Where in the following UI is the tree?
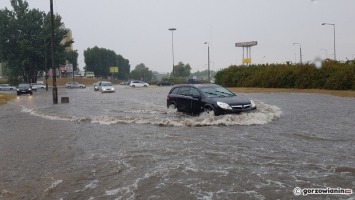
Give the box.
[0,0,73,82]
[172,62,191,78]
[65,50,79,71]
[130,63,153,81]
[191,69,216,80]
[84,46,130,79]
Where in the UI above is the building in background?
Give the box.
[59,24,74,77]
[61,24,73,52]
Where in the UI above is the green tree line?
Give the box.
[84,46,130,80]
[215,61,355,90]
[0,0,74,83]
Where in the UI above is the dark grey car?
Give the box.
[167,84,256,116]
[16,83,33,96]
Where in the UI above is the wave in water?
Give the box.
[20,100,282,127]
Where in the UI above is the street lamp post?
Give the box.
[293,43,302,64]
[322,23,336,60]
[204,42,210,83]
[168,28,176,76]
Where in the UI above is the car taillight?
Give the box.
[167,95,170,100]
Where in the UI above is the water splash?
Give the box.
[20,100,281,127]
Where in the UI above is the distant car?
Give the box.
[65,82,86,89]
[157,81,174,86]
[93,81,102,91]
[17,83,33,96]
[129,81,149,88]
[31,83,45,90]
[187,79,201,84]
[167,84,256,116]
[0,84,16,91]
[99,81,115,93]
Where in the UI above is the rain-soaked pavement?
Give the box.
[0,85,354,199]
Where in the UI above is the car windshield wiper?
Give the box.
[204,92,218,96]
[215,91,234,97]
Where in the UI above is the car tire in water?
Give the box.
[168,103,177,110]
[204,106,217,116]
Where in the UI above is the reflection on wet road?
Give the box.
[1,85,354,199]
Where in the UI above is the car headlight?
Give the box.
[250,100,256,108]
[217,102,232,110]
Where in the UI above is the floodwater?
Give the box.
[0,85,354,200]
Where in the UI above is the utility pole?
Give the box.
[50,0,58,104]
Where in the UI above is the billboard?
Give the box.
[242,58,252,64]
[110,66,119,73]
[66,64,73,72]
[235,41,258,47]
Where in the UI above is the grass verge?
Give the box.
[0,93,16,106]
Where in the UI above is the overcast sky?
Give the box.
[2,0,355,73]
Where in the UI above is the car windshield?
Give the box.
[200,86,235,98]
[18,84,30,88]
[102,82,112,86]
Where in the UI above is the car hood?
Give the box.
[18,86,30,89]
[208,95,251,105]
[101,86,114,89]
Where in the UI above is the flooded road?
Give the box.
[0,85,354,199]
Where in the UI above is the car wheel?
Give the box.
[144,85,147,87]
[132,85,135,88]
[68,86,71,89]
[204,107,216,116]
[80,86,83,89]
[17,92,20,96]
[169,103,180,112]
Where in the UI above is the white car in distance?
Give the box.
[129,81,149,88]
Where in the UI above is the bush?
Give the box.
[215,62,355,90]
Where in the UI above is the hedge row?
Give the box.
[215,62,355,90]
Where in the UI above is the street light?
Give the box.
[168,28,176,76]
[204,42,210,83]
[293,43,302,64]
[321,23,336,60]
